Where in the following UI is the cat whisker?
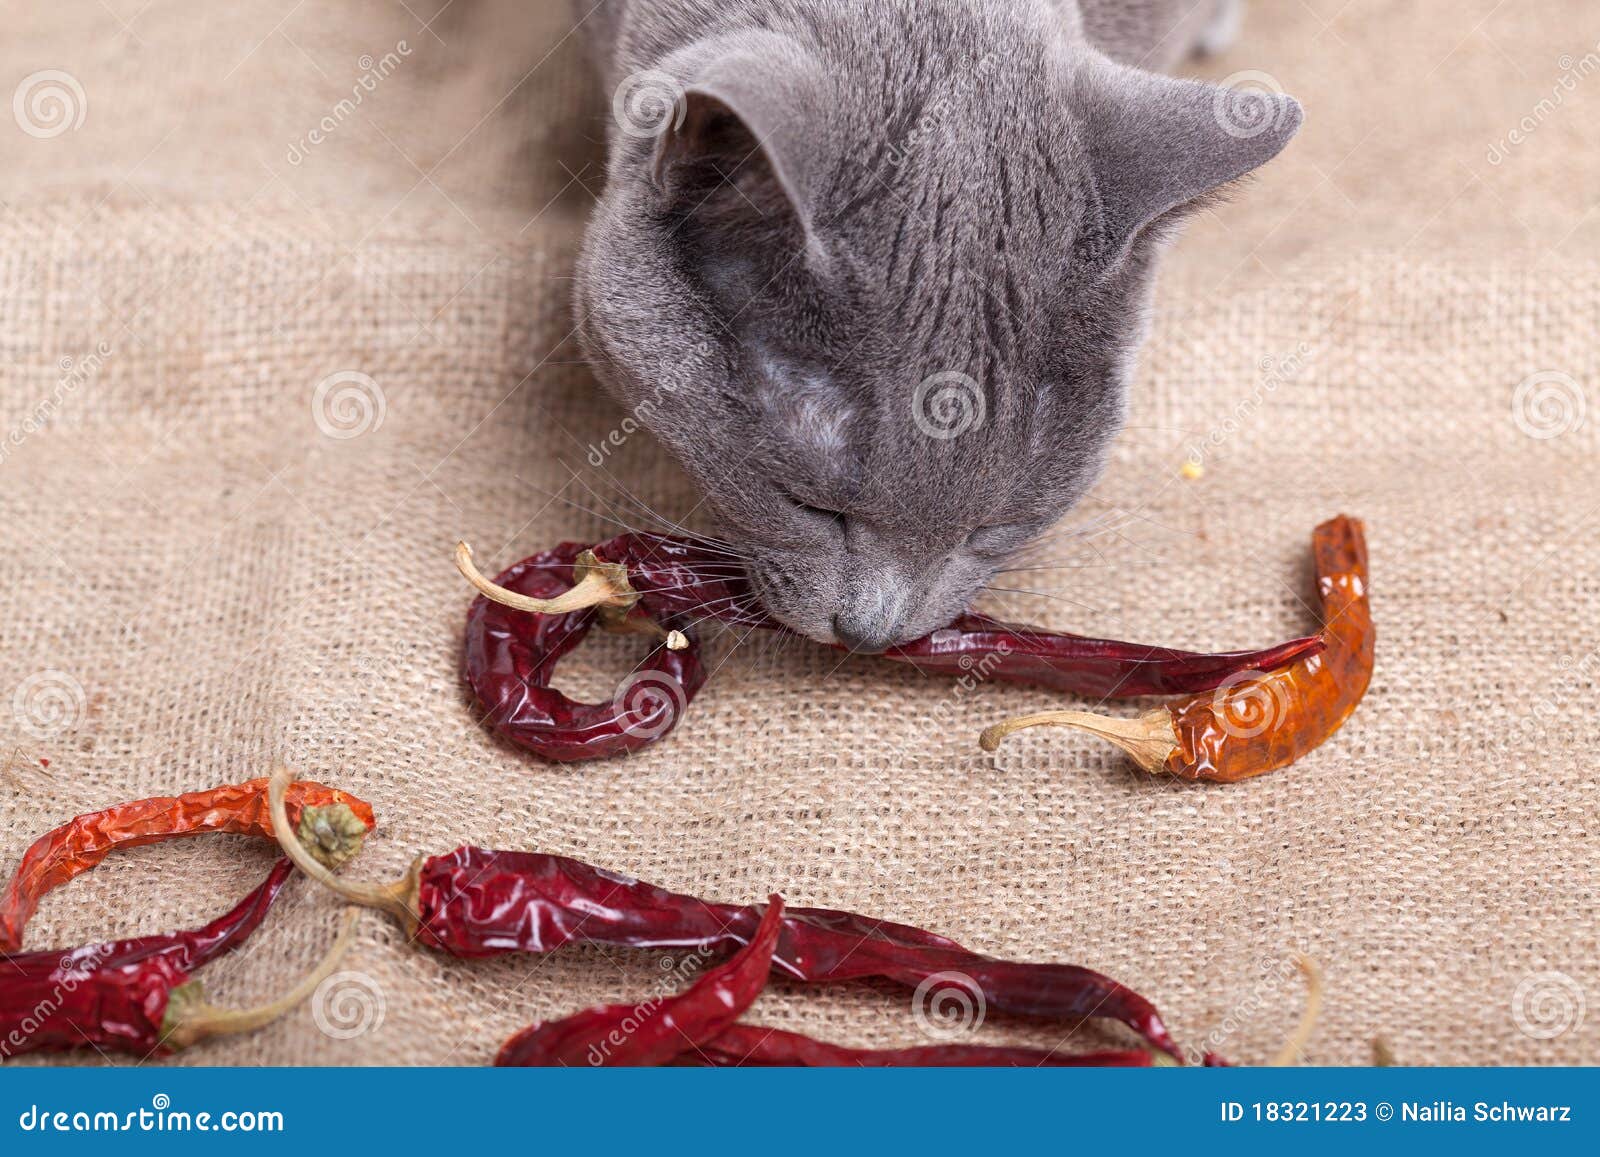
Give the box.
[980,585,1103,614]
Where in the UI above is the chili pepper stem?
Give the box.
[160,907,361,1050]
[1268,954,1324,1067]
[267,766,422,934]
[455,541,638,615]
[595,605,690,651]
[979,709,1179,772]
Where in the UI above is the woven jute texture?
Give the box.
[1,1,1595,1066]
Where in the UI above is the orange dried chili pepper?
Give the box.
[980,516,1373,782]
[0,777,376,951]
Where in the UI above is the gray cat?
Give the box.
[575,0,1299,651]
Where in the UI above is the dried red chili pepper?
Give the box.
[981,516,1373,783]
[683,1024,1166,1067]
[496,895,786,1066]
[461,542,706,762]
[268,767,1181,1059]
[0,777,376,952]
[457,534,1323,761]
[0,860,359,1058]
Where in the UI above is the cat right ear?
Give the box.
[1073,54,1304,267]
[637,34,831,261]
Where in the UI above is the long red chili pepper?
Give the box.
[267,768,1181,1060]
[0,777,376,952]
[683,1024,1165,1067]
[496,895,786,1066]
[456,534,1324,761]
[981,516,1373,782]
[0,860,358,1058]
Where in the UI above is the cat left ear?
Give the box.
[646,33,829,255]
[1074,55,1303,265]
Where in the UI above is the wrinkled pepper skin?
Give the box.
[0,860,292,1057]
[496,896,786,1067]
[1163,516,1373,781]
[462,543,707,762]
[0,779,374,952]
[463,533,1324,762]
[409,847,1179,1060]
[686,1024,1161,1067]
[885,612,1324,700]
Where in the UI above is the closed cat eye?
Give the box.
[965,523,1034,554]
[784,494,845,524]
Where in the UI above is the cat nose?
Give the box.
[832,614,899,654]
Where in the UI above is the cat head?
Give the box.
[577,15,1300,650]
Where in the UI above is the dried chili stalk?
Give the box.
[981,516,1373,782]
[268,767,1181,1059]
[459,533,1324,761]
[0,777,376,952]
[0,860,359,1057]
[496,895,786,1066]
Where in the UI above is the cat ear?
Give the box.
[646,34,828,249]
[1074,56,1303,264]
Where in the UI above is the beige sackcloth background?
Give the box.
[1,0,1596,1066]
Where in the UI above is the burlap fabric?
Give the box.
[1,1,1595,1066]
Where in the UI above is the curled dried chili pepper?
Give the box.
[981,516,1373,782]
[268,767,1181,1059]
[683,1024,1166,1067]
[457,533,1323,761]
[0,777,376,952]
[496,895,786,1066]
[0,859,359,1058]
